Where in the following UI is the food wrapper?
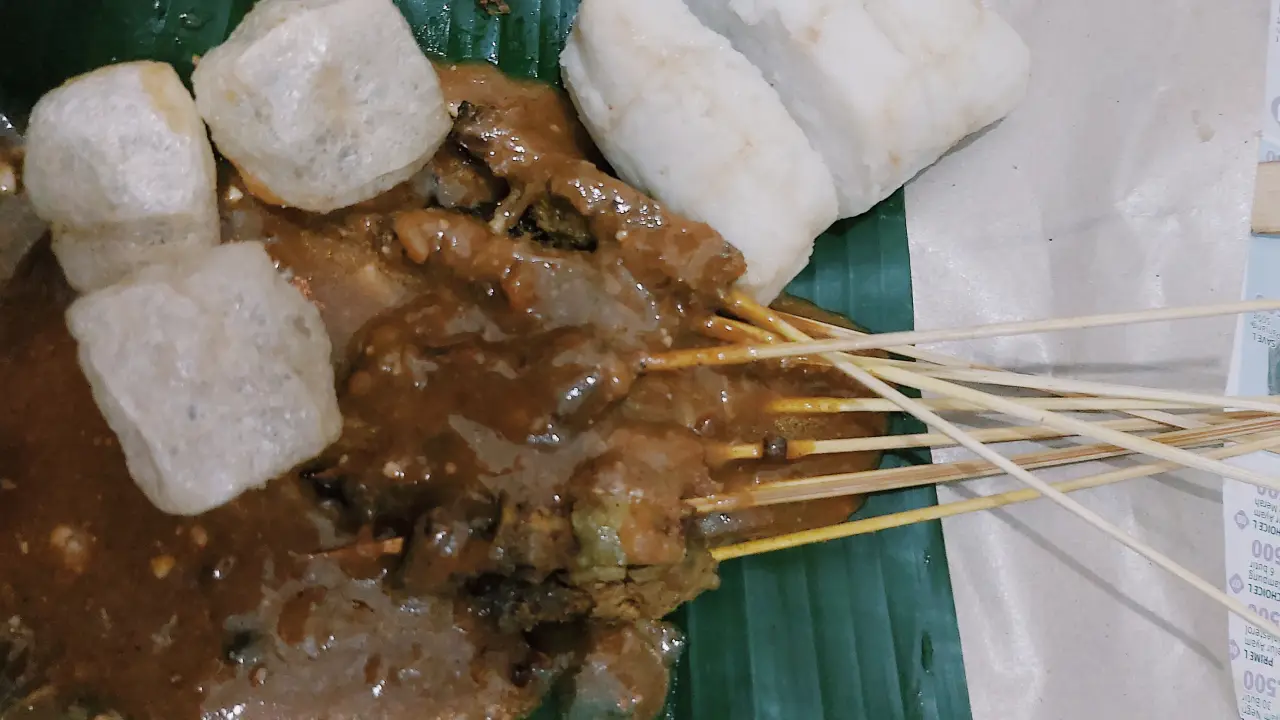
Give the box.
[1224,241,1280,720]
[1225,1,1280,716]
[905,0,1267,717]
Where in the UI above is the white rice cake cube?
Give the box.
[684,0,1031,219]
[23,61,219,292]
[192,0,452,213]
[560,0,838,303]
[66,242,343,516]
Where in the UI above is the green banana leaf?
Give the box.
[0,1,973,718]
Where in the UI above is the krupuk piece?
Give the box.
[192,0,453,213]
[66,242,343,516]
[23,61,219,292]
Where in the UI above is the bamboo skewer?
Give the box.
[726,291,1280,640]
[774,311,970,367]
[703,317,1277,418]
[701,316,780,345]
[758,314,1274,483]
[707,412,1258,463]
[768,396,1219,414]
[695,415,1277,510]
[861,363,1280,493]
[709,417,1163,462]
[325,536,405,561]
[716,310,1224,469]
[772,310,1213,433]
[835,352,1276,415]
[712,305,1261,447]
[644,298,1280,371]
[711,431,1280,561]
[791,417,1157,452]
[901,364,1280,415]
[704,302,1271,509]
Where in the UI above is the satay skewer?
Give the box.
[326,300,1280,629]
[712,429,1280,562]
[706,411,1265,464]
[320,417,1269,563]
[859,358,1280,414]
[329,419,1280,564]
[774,310,969,367]
[646,298,1280,371]
[703,296,1280,492]
[326,416,1273,564]
[706,305,1279,451]
[322,415,1279,600]
[703,309,1268,459]
[706,301,1274,506]
[725,290,1280,640]
[767,396,1238,414]
[703,313,1280,415]
[700,316,780,344]
[856,363,1280,492]
[775,373,1280,414]
[770,307,1212,434]
[706,308,1233,445]
[696,415,1280,511]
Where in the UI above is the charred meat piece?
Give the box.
[451,102,746,299]
[393,207,672,348]
[489,502,577,578]
[424,143,506,211]
[620,361,888,545]
[523,194,596,251]
[398,503,501,595]
[477,547,719,632]
[571,425,716,569]
[576,550,720,624]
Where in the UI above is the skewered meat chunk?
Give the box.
[571,426,714,569]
